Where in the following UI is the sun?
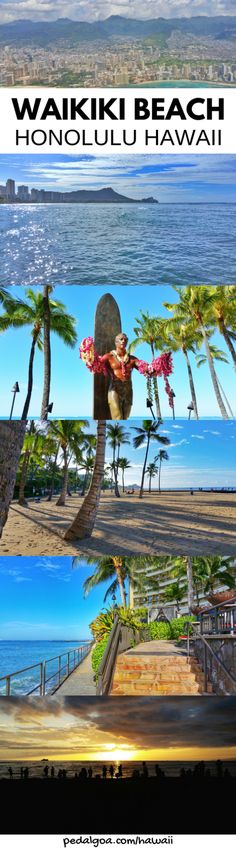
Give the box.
[100,745,136,762]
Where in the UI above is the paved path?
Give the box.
[52,650,96,696]
[127,640,187,657]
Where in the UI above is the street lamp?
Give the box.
[170,389,176,420]
[9,382,20,420]
[187,401,194,420]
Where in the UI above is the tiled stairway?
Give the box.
[111,641,213,696]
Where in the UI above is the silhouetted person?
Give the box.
[8,767,13,779]
[142,761,149,778]
[88,767,93,779]
[109,765,114,779]
[102,765,107,779]
[24,767,29,779]
[20,767,24,780]
[116,765,123,779]
[50,766,55,779]
[79,767,87,780]
[43,765,49,778]
[216,760,223,779]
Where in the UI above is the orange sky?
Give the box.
[0,697,236,763]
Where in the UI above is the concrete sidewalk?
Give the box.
[52,650,96,696]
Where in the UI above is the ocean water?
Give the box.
[0,759,235,779]
[0,640,89,696]
[1,203,236,286]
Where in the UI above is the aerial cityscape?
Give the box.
[0,16,235,87]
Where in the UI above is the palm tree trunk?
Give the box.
[149,474,151,493]
[64,421,106,540]
[139,435,150,499]
[186,556,194,612]
[201,325,229,419]
[47,446,59,501]
[56,448,68,506]
[41,285,51,420]
[0,422,27,537]
[113,443,120,498]
[158,461,161,493]
[151,342,162,419]
[21,334,37,420]
[113,556,126,607]
[183,348,199,420]
[18,454,30,506]
[221,323,236,370]
[122,470,125,494]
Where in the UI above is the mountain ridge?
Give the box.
[0,15,236,45]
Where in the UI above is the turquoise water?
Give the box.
[0,640,89,696]
[1,203,236,285]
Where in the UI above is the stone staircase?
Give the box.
[111,641,213,696]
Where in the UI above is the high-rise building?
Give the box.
[18,185,29,201]
[6,179,15,200]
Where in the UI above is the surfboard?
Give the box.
[93,293,122,420]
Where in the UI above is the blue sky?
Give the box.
[0,284,235,418]
[0,0,235,25]
[1,155,236,203]
[0,556,115,640]
[101,417,236,488]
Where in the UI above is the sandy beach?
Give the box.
[0,491,235,557]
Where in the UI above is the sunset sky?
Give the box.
[0,697,236,763]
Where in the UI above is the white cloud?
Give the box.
[0,0,235,25]
[191,434,205,439]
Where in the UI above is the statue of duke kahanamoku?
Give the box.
[80,334,173,421]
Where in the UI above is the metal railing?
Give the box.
[96,617,141,695]
[0,642,93,696]
[197,597,236,637]
[186,621,236,695]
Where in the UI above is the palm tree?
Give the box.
[64,421,106,541]
[41,285,51,420]
[164,286,229,419]
[154,449,169,493]
[160,578,188,615]
[145,461,158,493]
[195,344,233,417]
[0,421,27,537]
[130,311,166,419]
[194,555,236,595]
[18,423,45,506]
[207,286,236,370]
[49,420,88,506]
[73,554,148,608]
[162,320,200,419]
[9,288,77,420]
[132,420,170,499]
[106,424,130,498]
[84,556,128,607]
[118,457,132,493]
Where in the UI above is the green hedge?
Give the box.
[148,621,171,640]
[91,634,110,681]
[146,615,196,642]
[170,615,196,639]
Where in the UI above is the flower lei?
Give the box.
[80,338,174,409]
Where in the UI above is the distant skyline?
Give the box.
[0,697,235,763]
[0,1,235,25]
[0,556,114,640]
[1,155,236,203]
[0,285,235,419]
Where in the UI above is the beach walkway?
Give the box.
[111,640,212,696]
[52,649,96,696]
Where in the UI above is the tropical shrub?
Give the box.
[91,635,110,681]
[134,606,148,623]
[147,621,171,640]
[170,615,196,640]
[90,606,144,643]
